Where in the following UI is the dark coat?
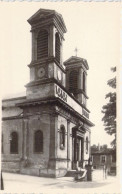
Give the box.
[1,172,4,190]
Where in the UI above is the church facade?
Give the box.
[2,9,94,178]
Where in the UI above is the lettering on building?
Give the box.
[55,85,67,102]
[82,108,89,118]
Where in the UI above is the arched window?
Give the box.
[55,33,60,64]
[69,70,78,96]
[60,125,65,149]
[10,132,18,154]
[83,72,86,92]
[34,130,43,153]
[37,30,48,60]
[86,137,89,154]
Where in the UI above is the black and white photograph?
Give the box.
[0,1,121,192]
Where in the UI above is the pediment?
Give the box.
[64,56,89,70]
[28,9,54,24]
[28,8,67,33]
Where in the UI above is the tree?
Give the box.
[101,67,116,148]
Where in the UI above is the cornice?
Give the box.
[2,116,24,121]
[30,17,65,39]
[25,78,90,113]
[14,95,94,127]
[29,11,66,35]
[64,56,89,70]
[28,57,66,73]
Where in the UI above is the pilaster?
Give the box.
[23,119,29,160]
[67,120,70,169]
[48,113,58,168]
[60,38,63,66]
[49,26,55,57]
[32,31,38,62]
[85,71,87,95]
[78,67,83,90]
[79,139,81,161]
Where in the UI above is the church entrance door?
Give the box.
[72,128,84,170]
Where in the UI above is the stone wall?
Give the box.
[2,119,23,172]
[27,114,50,168]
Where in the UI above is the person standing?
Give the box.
[1,171,4,190]
[103,165,107,179]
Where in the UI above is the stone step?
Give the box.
[65,170,76,177]
[65,169,87,182]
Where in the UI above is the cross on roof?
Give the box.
[74,47,79,57]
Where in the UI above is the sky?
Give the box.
[0,2,120,147]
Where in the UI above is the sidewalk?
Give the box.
[1,171,120,193]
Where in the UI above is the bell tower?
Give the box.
[26,9,67,99]
[64,56,89,107]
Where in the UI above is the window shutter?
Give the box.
[69,70,78,94]
[37,30,48,60]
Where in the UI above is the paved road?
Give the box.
[1,171,120,193]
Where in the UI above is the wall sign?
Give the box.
[55,85,67,102]
[82,108,89,118]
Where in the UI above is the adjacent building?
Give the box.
[2,8,94,178]
[91,145,116,174]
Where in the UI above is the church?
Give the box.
[2,8,94,178]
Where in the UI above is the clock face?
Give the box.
[37,67,45,78]
[58,70,62,81]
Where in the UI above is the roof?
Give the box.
[27,8,67,33]
[2,91,26,101]
[91,148,114,155]
[64,56,89,70]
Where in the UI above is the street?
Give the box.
[1,170,120,193]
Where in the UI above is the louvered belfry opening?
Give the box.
[55,33,60,64]
[37,30,48,60]
[69,70,78,96]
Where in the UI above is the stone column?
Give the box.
[49,26,55,57]
[89,130,91,159]
[72,137,74,161]
[79,139,81,161]
[83,137,86,167]
[23,119,28,160]
[78,68,83,90]
[67,120,70,169]
[74,133,77,168]
[60,38,63,66]
[77,68,83,104]
[85,72,87,95]
[49,113,58,169]
[32,31,37,61]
